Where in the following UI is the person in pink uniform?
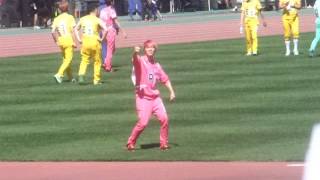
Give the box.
[99,0,127,72]
[127,40,176,151]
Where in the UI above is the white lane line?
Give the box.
[287,163,304,167]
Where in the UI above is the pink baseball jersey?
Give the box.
[99,6,117,28]
[132,55,169,99]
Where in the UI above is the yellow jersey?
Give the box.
[241,0,262,21]
[280,0,300,18]
[52,13,76,46]
[78,15,103,47]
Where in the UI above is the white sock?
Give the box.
[285,40,290,52]
[293,39,299,52]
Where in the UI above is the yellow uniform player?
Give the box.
[279,0,301,56]
[240,0,267,56]
[75,4,107,85]
[51,1,76,83]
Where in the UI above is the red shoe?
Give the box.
[127,144,135,151]
[104,68,114,72]
[104,66,115,72]
[160,144,169,151]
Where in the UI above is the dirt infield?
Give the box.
[0,162,303,180]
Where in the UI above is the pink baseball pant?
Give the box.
[127,95,169,146]
[104,28,116,71]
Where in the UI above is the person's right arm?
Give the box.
[316,2,319,17]
[98,19,108,42]
[164,80,175,102]
[240,9,245,34]
[51,21,59,45]
[70,17,77,48]
[132,46,141,63]
[74,20,82,44]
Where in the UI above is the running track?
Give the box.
[0,11,309,180]
[0,12,315,58]
[0,162,303,180]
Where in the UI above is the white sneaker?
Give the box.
[33,26,41,30]
[54,74,62,84]
[285,50,291,56]
[246,52,252,56]
[293,49,299,56]
[232,6,238,11]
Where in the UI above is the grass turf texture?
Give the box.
[0,33,319,161]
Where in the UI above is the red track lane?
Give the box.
[0,15,315,58]
[0,162,303,180]
[0,14,307,180]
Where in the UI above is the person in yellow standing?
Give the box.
[240,0,267,56]
[51,0,77,83]
[75,4,108,85]
[279,0,301,56]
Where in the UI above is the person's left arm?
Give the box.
[51,20,59,45]
[70,17,77,48]
[114,18,127,38]
[239,2,246,34]
[257,1,267,27]
[258,10,267,27]
[158,64,175,102]
[164,80,176,102]
[111,9,127,38]
[74,20,82,44]
[98,19,108,42]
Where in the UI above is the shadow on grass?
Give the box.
[140,143,179,150]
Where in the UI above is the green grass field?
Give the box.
[0,33,319,161]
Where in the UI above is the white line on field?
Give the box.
[287,163,304,167]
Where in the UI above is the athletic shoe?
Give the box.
[127,144,135,151]
[285,50,291,56]
[71,78,77,83]
[309,50,315,57]
[104,67,115,72]
[246,52,252,56]
[33,26,41,30]
[160,144,170,151]
[78,75,85,85]
[232,6,238,12]
[93,80,103,85]
[252,52,258,56]
[293,49,299,56]
[54,74,62,84]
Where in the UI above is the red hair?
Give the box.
[143,40,158,49]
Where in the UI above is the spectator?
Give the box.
[151,0,162,20]
[74,0,81,19]
[30,0,51,29]
[128,0,143,20]
[142,0,153,21]
[0,0,5,6]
